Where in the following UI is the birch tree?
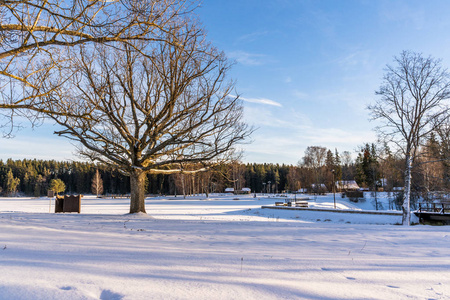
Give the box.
[0,0,189,134]
[369,51,450,225]
[91,169,103,197]
[41,21,251,213]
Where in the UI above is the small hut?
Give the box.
[241,187,251,193]
[335,180,360,192]
[224,188,234,194]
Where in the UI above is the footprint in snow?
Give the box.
[100,289,124,300]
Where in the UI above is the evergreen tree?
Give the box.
[49,179,66,195]
[334,149,343,181]
[325,150,334,171]
[355,144,380,189]
[5,169,20,196]
[273,169,280,193]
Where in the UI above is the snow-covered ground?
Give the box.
[1,194,449,299]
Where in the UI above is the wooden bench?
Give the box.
[295,201,308,208]
[275,200,308,208]
[286,201,308,207]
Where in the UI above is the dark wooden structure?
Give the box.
[55,195,64,212]
[414,202,450,224]
[345,191,364,202]
[55,195,81,213]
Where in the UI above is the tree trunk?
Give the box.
[129,169,147,214]
[204,177,209,198]
[182,173,186,199]
[402,154,412,226]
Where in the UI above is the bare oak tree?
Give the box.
[369,51,450,225]
[0,0,189,134]
[42,22,251,213]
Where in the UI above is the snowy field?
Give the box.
[1,194,450,299]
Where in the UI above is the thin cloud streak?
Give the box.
[239,96,282,107]
[227,50,269,66]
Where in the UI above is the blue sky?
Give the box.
[196,0,450,164]
[2,0,450,164]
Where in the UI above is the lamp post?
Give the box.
[268,181,271,195]
[262,182,266,195]
[332,169,336,209]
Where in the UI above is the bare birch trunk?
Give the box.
[402,154,412,225]
[130,169,147,214]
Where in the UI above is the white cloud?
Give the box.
[240,103,377,164]
[227,51,269,66]
[242,125,377,164]
[292,90,308,100]
[304,127,377,146]
[335,49,376,73]
[236,31,272,43]
[239,96,282,107]
[1,134,76,161]
[304,89,370,114]
[243,106,291,131]
[380,2,425,30]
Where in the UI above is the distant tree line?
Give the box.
[0,158,295,197]
[0,159,130,197]
[1,134,448,198]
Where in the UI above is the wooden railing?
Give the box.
[417,202,450,214]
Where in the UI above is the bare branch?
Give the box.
[0,0,193,133]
